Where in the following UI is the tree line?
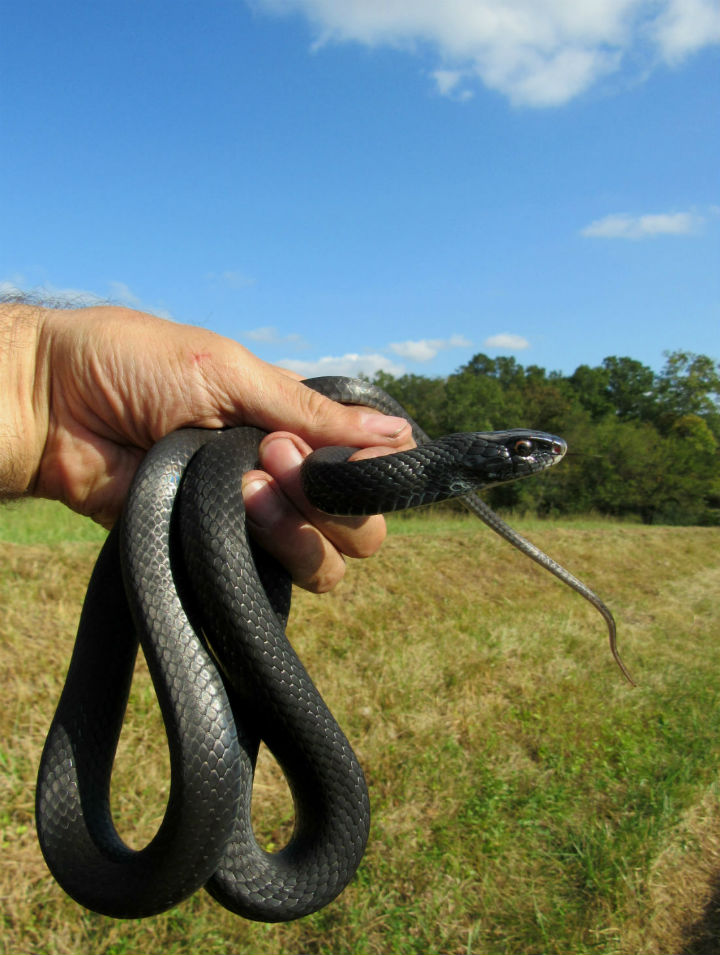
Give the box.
[372,350,720,525]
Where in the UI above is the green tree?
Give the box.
[518,377,574,435]
[601,356,656,421]
[656,351,720,437]
[372,371,448,438]
[568,364,613,420]
[373,347,719,524]
[663,414,720,523]
[444,353,524,432]
[580,415,718,525]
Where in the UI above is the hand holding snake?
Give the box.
[0,302,414,588]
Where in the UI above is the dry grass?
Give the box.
[0,502,719,953]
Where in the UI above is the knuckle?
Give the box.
[336,517,386,559]
[301,554,347,594]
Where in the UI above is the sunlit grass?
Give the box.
[0,497,107,545]
[0,500,718,954]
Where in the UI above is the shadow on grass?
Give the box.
[681,874,720,955]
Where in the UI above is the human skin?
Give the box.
[0,302,414,592]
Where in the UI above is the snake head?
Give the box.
[460,429,567,488]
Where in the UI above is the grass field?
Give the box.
[1,500,719,954]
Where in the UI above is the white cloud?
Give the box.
[389,334,471,361]
[251,0,720,106]
[653,0,720,63]
[245,325,306,345]
[108,280,142,306]
[580,210,703,239]
[431,69,474,101]
[278,352,406,378]
[483,332,530,350]
[207,270,256,289]
[432,68,463,96]
[271,332,470,377]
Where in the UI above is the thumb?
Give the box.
[221,357,413,451]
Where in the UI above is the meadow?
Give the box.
[0,500,718,954]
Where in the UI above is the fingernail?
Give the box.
[242,477,285,527]
[362,413,409,439]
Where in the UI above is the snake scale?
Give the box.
[35,376,629,921]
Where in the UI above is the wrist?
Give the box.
[0,303,49,498]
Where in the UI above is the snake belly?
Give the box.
[35,377,565,921]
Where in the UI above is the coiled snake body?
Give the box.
[35,377,626,921]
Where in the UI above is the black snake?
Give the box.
[35,376,630,921]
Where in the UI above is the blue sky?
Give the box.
[2,0,719,379]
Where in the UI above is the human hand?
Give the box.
[1,304,413,591]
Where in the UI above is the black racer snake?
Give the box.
[35,376,632,921]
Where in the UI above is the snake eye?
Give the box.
[514,439,534,457]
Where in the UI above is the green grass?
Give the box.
[0,497,636,545]
[0,498,107,545]
[1,499,719,953]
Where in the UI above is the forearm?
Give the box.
[0,303,48,498]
